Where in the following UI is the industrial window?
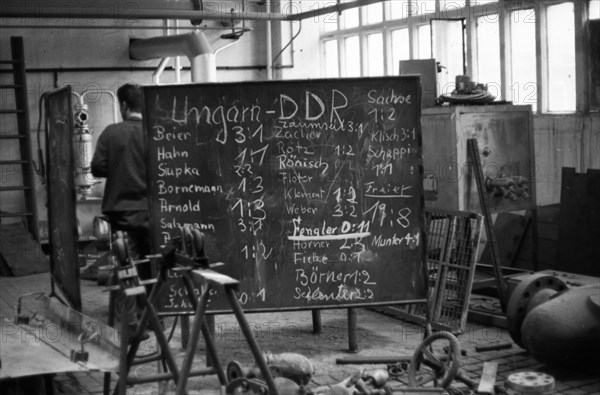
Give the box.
[413,1,437,16]
[319,0,594,113]
[591,0,600,19]
[546,2,576,112]
[365,2,384,25]
[323,40,339,78]
[509,9,537,111]
[366,32,385,76]
[476,15,501,99]
[342,0,359,29]
[343,35,361,77]
[416,24,432,59]
[390,28,410,73]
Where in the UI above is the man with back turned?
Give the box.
[91,82,150,337]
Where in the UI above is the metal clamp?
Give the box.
[13,292,45,325]
[70,330,99,363]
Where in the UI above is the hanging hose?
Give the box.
[33,92,49,184]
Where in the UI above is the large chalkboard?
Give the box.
[143,77,427,314]
[45,86,82,311]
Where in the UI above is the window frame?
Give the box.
[319,0,594,114]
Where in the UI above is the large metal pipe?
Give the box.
[130,31,216,82]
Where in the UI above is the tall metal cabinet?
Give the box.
[421,104,535,213]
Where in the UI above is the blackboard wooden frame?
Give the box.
[143,76,428,315]
[45,85,82,311]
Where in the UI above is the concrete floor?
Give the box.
[1,272,599,395]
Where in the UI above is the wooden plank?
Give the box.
[477,362,498,394]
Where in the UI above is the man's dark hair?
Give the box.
[117,83,143,112]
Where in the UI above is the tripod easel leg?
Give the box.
[225,287,280,395]
[175,281,227,395]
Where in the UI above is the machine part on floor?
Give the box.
[227,360,260,382]
[226,376,304,395]
[520,283,600,365]
[226,377,269,394]
[408,331,461,388]
[355,369,391,394]
[387,390,444,395]
[313,372,362,395]
[264,352,315,385]
[506,273,567,347]
[387,361,409,380]
[336,356,413,365]
[362,369,389,388]
[354,380,390,394]
[504,371,554,394]
[227,353,315,386]
[475,342,512,352]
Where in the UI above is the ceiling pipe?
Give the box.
[152,57,170,85]
[130,31,216,82]
[0,0,384,22]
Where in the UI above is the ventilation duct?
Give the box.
[130,31,216,82]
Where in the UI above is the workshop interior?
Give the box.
[0,1,599,394]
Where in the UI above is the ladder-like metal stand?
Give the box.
[0,36,40,240]
[168,227,279,395]
[104,232,180,395]
[105,228,279,395]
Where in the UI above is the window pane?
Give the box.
[432,19,464,95]
[342,0,359,29]
[590,0,600,20]
[510,9,537,110]
[546,2,576,112]
[440,0,466,7]
[364,2,383,24]
[417,24,431,59]
[324,40,339,78]
[439,1,466,18]
[344,36,361,77]
[390,0,410,20]
[391,28,410,73]
[412,1,436,16]
[322,11,339,32]
[476,15,501,99]
[366,33,384,76]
